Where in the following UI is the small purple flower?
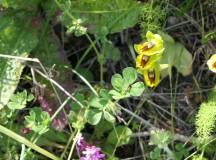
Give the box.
[76,134,105,160]
[81,146,105,160]
[77,134,87,150]
[38,96,52,115]
[38,96,68,131]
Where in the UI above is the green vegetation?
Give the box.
[0,0,216,159]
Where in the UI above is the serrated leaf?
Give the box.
[129,82,145,96]
[25,107,51,135]
[107,125,132,147]
[85,109,102,125]
[122,67,137,85]
[7,90,31,110]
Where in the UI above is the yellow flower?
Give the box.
[143,64,160,87]
[207,54,216,73]
[136,52,162,71]
[134,31,164,56]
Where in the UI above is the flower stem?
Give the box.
[60,131,76,159]
[67,129,81,160]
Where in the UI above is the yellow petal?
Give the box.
[143,64,160,87]
[134,42,155,54]
[134,31,164,56]
[136,53,162,71]
[207,54,216,73]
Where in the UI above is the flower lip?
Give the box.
[143,64,160,88]
[148,70,156,84]
[134,31,164,56]
[141,55,150,67]
[141,42,156,52]
[136,52,162,71]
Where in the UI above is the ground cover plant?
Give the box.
[0,0,216,160]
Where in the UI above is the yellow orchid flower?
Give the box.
[134,31,164,56]
[136,52,162,71]
[143,64,160,87]
[207,54,216,73]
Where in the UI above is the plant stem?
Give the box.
[66,67,98,96]
[51,96,71,121]
[67,129,81,160]
[19,144,26,160]
[60,131,76,159]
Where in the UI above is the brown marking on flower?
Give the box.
[141,55,150,67]
[213,62,216,69]
[148,70,155,84]
[141,42,155,52]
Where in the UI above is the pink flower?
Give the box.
[81,146,105,160]
[76,134,105,160]
[77,134,87,150]
[38,96,68,131]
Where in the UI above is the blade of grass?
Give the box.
[0,125,60,160]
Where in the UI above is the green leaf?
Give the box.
[149,129,171,149]
[69,110,86,130]
[65,18,87,37]
[150,147,161,160]
[41,128,68,144]
[174,143,189,160]
[104,111,116,123]
[122,67,137,85]
[85,109,103,125]
[192,155,208,160]
[102,41,121,61]
[89,96,106,109]
[129,82,145,96]
[76,67,94,81]
[61,0,142,36]
[27,94,34,102]
[0,13,38,110]
[107,125,132,147]
[0,0,40,9]
[7,90,33,110]
[109,89,124,100]
[25,107,51,135]
[111,74,124,91]
[159,32,193,77]
[94,120,113,139]
[71,93,85,112]
[110,67,139,100]
[99,89,112,101]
